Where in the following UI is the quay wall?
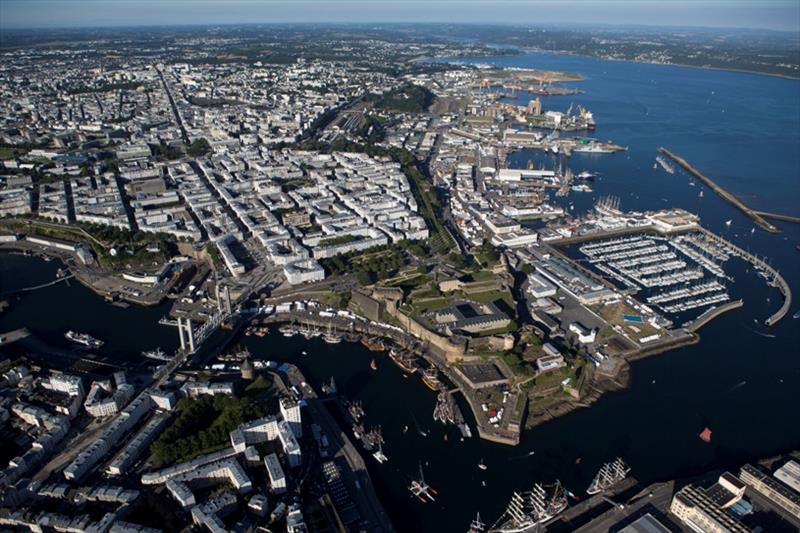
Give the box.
[258,312,522,445]
[698,228,791,326]
[753,210,800,225]
[686,299,744,332]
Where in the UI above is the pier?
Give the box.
[658,147,781,233]
[752,210,800,225]
[686,299,744,332]
[0,273,74,297]
[546,477,638,531]
[699,228,791,326]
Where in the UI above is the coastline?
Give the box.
[519,47,800,81]
[1,244,747,446]
[425,46,800,80]
[233,306,716,444]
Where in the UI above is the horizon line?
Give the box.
[2,20,799,34]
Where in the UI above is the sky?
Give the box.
[1,0,799,32]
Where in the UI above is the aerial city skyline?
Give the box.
[0,2,799,533]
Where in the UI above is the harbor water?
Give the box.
[2,52,800,532]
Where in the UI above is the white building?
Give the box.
[277,420,302,468]
[528,274,557,298]
[264,453,287,494]
[283,259,325,285]
[279,397,302,438]
[569,322,597,344]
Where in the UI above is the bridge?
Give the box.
[0,273,74,297]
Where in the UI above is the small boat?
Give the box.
[373,445,388,464]
[142,347,170,361]
[793,310,800,319]
[478,459,487,471]
[65,331,104,349]
[699,427,713,443]
[370,359,377,370]
[725,219,732,227]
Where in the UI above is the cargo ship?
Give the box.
[490,481,568,532]
[573,142,615,154]
[586,458,631,495]
[65,331,104,349]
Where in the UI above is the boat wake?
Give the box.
[729,380,747,392]
[749,328,776,339]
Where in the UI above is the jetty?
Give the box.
[699,228,791,326]
[751,210,800,225]
[0,273,74,297]
[658,147,781,233]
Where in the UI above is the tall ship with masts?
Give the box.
[586,458,630,495]
[490,481,568,533]
[469,512,486,533]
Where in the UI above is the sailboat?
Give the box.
[490,482,568,532]
[586,458,630,495]
[370,359,377,370]
[409,464,437,503]
[725,219,732,227]
[373,443,388,464]
[469,512,486,533]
